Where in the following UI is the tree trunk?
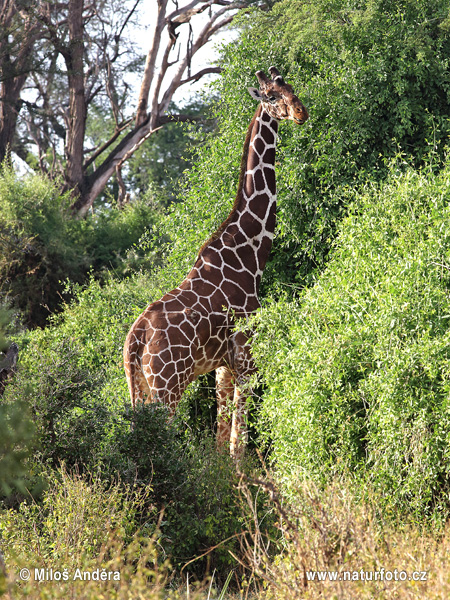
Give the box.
[64,0,87,195]
[0,0,40,163]
[135,0,169,127]
[0,74,26,163]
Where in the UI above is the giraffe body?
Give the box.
[124,68,308,457]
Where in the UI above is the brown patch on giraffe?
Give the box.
[222,223,247,247]
[254,168,266,192]
[153,298,179,313]
[150,332,170,351]
[244,295,260,313]
[244,177,254,199]
[253,135,265,155]
[202,247,222,267]
[199,282,217,296]
[210,288,227,308]
[226,269,255,295]
[260,124,275,144]
[264,168,276,191]
[183,307,201,324]
[175,290,197,306]
[157,349,172,363]
[265,208,276,233]
[237,245,257,273]
[249,194,270,219]
[221,247,244,270]
[239,210,262,237]
[220,281,246,305]
[222,264,242,283]
[197,296,213,314]
[257,236,273,271]
[144,354,165,376]
[263,147,276,164]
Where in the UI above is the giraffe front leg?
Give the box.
[216,366,235,451]
[228,331,256,460]
[230,385,248,460]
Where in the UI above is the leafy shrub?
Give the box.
[0,465,144,564]
[0,167,158,327]
[3,338,110,470]
[4,274,255,577]
[0,465,170,600]
[99,403,252,575]
[0,308,35,498]
[158,0,450,300]
[0,401,35,498]
[252,157,450,520]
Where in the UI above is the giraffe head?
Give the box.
[248,66,309,125]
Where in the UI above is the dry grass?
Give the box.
[0,465,234,600]
[237,473,450,599]
[3,465,450,599]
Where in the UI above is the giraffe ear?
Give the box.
[248,87,263,102]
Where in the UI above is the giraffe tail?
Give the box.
[123,335,141,410]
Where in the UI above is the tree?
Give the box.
[2,0,258,216]
[125,97,217,204]
[0,0,42,163]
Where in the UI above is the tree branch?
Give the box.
[135,0,169,126]
[178,65,221,86]
[83,117,133,169]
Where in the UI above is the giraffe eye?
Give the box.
[267,95,277,104]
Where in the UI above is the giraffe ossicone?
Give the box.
[123,67,308,458]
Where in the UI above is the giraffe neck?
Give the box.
[197,105,279,294]
[241,104,278,224]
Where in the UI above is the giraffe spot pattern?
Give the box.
[123,75,309,458]
[124,110,280,414]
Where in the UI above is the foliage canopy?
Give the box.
[252,157,450,519]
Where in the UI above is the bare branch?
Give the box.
[178,65,221,86]
[117,0,141,40]
[149,31,177,129]
[165,0,233,22]
[83,117,133,169]
[135,0,169,126]
[166,0,207,22]
[159,2,242,113]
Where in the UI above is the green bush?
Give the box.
[2,272,158,471]
[252,157,450,520]
[0,465,144,565]
[0,308,35,498]
[4,273,255,576]
[156,0,450,299]
[0,168,159,327]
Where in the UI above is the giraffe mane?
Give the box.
[196,105,262,257]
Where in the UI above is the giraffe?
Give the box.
[124,67,308,457]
